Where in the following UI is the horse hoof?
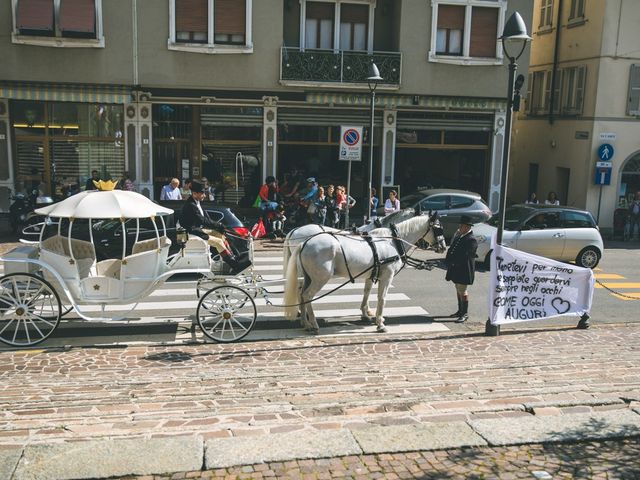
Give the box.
[309,328,320,335]
[377,326,387,333]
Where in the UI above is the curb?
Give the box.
[3,409,640,479]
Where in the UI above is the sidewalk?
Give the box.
[1,324,639,479]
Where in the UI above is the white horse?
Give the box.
[283,213,446,334]
[282,208,417,276]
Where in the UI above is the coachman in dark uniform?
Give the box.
[445,215,478,323]
[180,181,251,274]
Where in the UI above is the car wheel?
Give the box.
[575,246,601,269]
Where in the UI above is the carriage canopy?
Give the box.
[34,190,174,219]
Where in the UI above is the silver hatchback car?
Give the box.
[395,189,493,240]
[473,204,604,269]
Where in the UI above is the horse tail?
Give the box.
[282,231,292,276]
[283,245,301,319]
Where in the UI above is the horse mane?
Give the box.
[369,214,429,238]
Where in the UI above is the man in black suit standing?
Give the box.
[180,181,251,274]
[445,215,478,323]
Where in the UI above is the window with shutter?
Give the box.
[436,5,464,55]
[543,70,552,113]
[305,2,334,49]
[575,65,585,114]
[16,0,54,34]
[176,0,208,43]
[339,3,368,51]
[525,72,533,114]
[569,0,585,20]
[59,0,96,37]
[469,7,498,58]
[539,0,553,28]
[551,69,562,114]
[627,65,640,116]
[561,65,586,115]
[214,0,246,45]
[531,71,546,115]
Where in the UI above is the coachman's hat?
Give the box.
[191,181,205,193]
[459,214,474,226]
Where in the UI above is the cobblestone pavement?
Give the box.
[1,324,640,479]
[120,437,640,479]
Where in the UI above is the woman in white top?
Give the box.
[384,190,401,215]
[545,191,560,205]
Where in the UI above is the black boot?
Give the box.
[222,253,252,274]
[448,297,462,318]
[456,301,469,323]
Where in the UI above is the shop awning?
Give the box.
[0,83,132,104]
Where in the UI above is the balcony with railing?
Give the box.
[280,47,402,88]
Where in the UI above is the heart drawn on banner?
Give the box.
[551,297,571,315]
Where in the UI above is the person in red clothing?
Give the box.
[258,176,279,234]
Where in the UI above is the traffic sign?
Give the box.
[594,166,612,185]
[597,143,614,161]
[339,126,363,161]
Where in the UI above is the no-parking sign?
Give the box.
[339,126,363,161]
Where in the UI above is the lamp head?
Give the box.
[367,62,383,83]
[500,12,532,60]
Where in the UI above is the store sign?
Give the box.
[489,243,594,326]
[339,126,363,161]
[306,93,505,111]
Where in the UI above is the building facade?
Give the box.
[0,0,532,213]
[509,0,640,234]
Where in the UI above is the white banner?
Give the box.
[489,243,595,325]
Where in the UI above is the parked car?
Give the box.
[473,204,604,269]
[22,202,250,262]
[382,189,492,240]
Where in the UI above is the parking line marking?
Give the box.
[612,293,640,301]
[594,274,626,280]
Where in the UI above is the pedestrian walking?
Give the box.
[445,215,478,323]
[160,178,181,200]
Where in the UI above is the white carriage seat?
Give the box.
[120,249,164,299]
[176,236,212,269]
[131,236,172,269]
[39,235,96,299]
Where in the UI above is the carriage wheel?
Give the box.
[196,275,257,299]
[0,273,62,347]
[196,285,256,343]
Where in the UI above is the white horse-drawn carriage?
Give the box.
[0,190,262,347]
[0,188,447,348]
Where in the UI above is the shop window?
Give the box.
[12,0,103,46]
[170,0,252,53]
[539,0,553,29]
[627,64,640,116]
[444,130,489,146]
[430,1,506,65]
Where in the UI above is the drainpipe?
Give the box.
[548,0,563,124]
[132,0,139,85]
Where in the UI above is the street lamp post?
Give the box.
[366,62,382,223]
[486,12,531,337]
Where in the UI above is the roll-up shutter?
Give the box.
[340,3,368,23]
[396,114,492,131]
[278,110,373,127]
[469,7,498,58]
[60,0,96,33]
[176,0,208,34]
[214,0,246,35]
[437,5,465,30]
[306,2,334,20]
[16,0,54,31]
[201,113,261,127]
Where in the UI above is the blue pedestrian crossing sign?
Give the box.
[597,143,614,161]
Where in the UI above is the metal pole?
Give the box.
[367,87,376,222]
[346,160,352,227]
[485,57,517,337]
[596,184,603,224]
